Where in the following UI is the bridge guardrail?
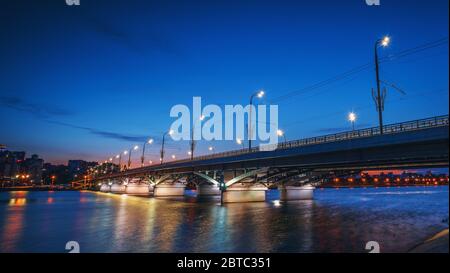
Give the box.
[187,115,449,162]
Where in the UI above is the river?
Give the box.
[0,186,448,253]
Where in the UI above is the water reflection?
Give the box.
[0,187,448,253]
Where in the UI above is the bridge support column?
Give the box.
[125,184,151,195]
[154,184,186,197]
[197,184,221,196]
[222,186,267,203]
[99,184,111,192]
[279,185,315,201]
[110,183,126,194]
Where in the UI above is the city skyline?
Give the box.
[0,0,448,165]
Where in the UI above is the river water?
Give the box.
[0,186,448,253]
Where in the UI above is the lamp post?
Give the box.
[374,36,390,135]
[127,145,139,169]
[120,150,127,171]
[348,112,357,131]
[236,138,245,149]
[115,154,121,171]
[277,129,287,144]
[141,139,154,167]
[190,115,205,160]
[248,90,265,151]
[160,129,174,164]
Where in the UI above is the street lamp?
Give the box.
[127,145,139,169]
[208,146,214,154]
[374,35,390,135]
[248,90,265,151]
[277,129,287,144]
[141,138,154,167]
[190,115,205,160]
[236,138,245,149]
[348,112,357,131]
[121,150,128,171]
[115,154,121,171]
[160,129,174,164]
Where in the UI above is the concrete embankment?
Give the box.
[409,229,449,253]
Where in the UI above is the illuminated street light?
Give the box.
[171,154,176,159]
[249,89,265,151]
[191,116,206,160]
[277,129,287,144]
[374,35,391,134]
[381,36,390,47]
[127,145,139,169]
[348,112,357,131]
[160,130,174,164]
[236,138,244,149]
[141,138,154,167]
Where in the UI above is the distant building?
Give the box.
[68,160,98,179]
[0,150,25,180]
[21,154,44,184]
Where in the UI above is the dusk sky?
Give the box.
[0,0,448,165]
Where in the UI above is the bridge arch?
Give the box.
[225,168,269,187]
[192,172,220,186]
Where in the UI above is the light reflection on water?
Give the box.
[0,186,448,253]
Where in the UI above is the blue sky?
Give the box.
[0,0,448,165]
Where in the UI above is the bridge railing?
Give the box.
[186,115,449,162]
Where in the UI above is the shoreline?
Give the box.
[408,229,449,253]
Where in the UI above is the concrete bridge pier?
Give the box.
[110,182,126,194]
[99,183,111,192]
[125,183,151,195]
[222,185,268,203]
[197,184,221,196]
[154,183,186,197]
[279,185,315,201]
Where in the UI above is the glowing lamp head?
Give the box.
[168,129,174,135]
[208,146,213,151]
[277,129,284,137]
[199,115,205,121]
[116,154,120,158]
[171,155,176,159]
[348,112,357,122]
[148,139,154,144]
[123,150,128,155]
[133,145,139,150]
[257,90,265,98]
[380,36,390,47]
[188,151,192,155]
[236,138,242,145]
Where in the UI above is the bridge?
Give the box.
[79,115,449,203]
